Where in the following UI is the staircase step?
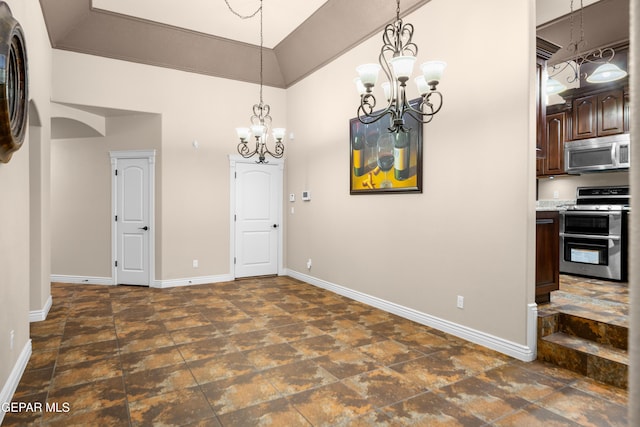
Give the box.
[551,290,628,328]
[539,332,628,389]
[557,312,627,351]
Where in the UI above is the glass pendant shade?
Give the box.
[414,76,429,95]
[389,56,416,81]
[250,125,266,138]
[354,77,366,96]
[236,127,251,140]
[272,128,286,140]
[381,82,391,101]
[586,63,628,83]
[545,78,567,95]
[356,63,382,87]
[421,60,447,83]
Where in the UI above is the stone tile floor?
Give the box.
[3,276,628,426]
[548,275,629,328]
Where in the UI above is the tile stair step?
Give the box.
[551,290,628,328]
[542,332,628,366]
[557,312,628,351]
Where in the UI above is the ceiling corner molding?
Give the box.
[275,0,429,87]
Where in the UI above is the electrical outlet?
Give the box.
[193,259,199,268]
[306,259,312,270]
[10,330,15,351]
[553,190,559,199]
[456,295,464,309]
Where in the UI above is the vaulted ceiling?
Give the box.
[38,0,629,89]
[38,0,430,88]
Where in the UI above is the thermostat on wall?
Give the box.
[301,191,311,201]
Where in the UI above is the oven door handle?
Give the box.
[560,232,621,240]
[560,211,620,216]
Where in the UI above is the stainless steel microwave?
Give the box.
[564,133,630,174]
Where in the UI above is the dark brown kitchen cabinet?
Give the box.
[536,38,561,159]
[537,112,566,176]
[572,89,624,139]
[536,211,560,304]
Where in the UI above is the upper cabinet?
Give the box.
[572,88,625,139]
[536,38,561,160]
[540,112,566,176]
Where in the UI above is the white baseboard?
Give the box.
[0,340,32,425]
[29,294,52,323]
[50,274,235,289]
[153,274,234,289]
[286,269,537,362]
[50,275,114,285]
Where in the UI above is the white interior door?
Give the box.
[234,161,282,278]
[115,157,151,285]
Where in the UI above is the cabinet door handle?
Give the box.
[536,219,554,224]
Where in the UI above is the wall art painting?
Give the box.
[349,99,423,194]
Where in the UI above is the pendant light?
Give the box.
[354,0,446,133]
[547,0,627,95]
[228,0,285,163]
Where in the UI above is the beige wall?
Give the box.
[285,0,536,345]
[49,0,536,350]
[51,114,161,278]
[51,51,287,281]
[0,0,52,405]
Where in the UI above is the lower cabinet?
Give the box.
[536,211,560,304]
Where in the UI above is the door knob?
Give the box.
[139,226,149,231]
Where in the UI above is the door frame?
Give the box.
[110,150,156,286]
[229,155,284,278]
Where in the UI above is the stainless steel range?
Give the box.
[560,185,630,281]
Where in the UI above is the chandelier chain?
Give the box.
[396,0,401,21]
[569,0,585,49]
[223,0,261,19]
[259,0,263,105]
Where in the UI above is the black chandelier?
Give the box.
[354,0,445,133]
[546,0,627,95]
[229,0,285,163]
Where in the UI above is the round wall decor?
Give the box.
[0,1,28,163]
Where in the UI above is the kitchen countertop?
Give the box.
[536,200,574,211]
